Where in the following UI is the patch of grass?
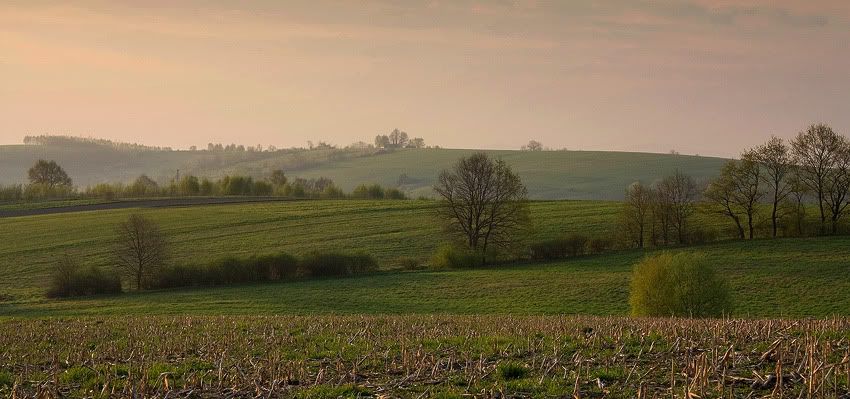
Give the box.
[497,362,529,380]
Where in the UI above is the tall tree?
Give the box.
[791,123,844,233]
[654,171,698,244]
[114,214,168,290]
[434,152,530,263]
[28,159,72,188]
[751,136,793,237]
[622,182,652,248]
[735,152,764,239]
[823,142,850,233]
[703,162,746,240]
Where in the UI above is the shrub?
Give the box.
[385,188,407,200]
[430,245,482,269]
[629,252,731,318]
[152,253,299,288]
[351,184,385,199]
[529,234,589,260]
[47,255,122,298]
[397,257,423,270]
[587,237,613,254]
[299,252,377,277]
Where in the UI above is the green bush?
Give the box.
[629,252,731,318]
[430,245,482,269]
[351,184,385,199]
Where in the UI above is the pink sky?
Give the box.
[1,0,849,157]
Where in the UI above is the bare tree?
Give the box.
[791,123,845,233]
[654,171,698,244]
[823,142,850,233]
[622,182,652,248]
[374,135,390,148]
[751,136,793,237]
[114,214,168,290]
[434,152,530,263]
[28,159,72,188]
[735,152,764,239]
[703,162,746,240]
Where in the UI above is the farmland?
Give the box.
[2,315,849,398]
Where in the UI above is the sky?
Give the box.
[1,1,849,157]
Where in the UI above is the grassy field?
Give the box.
[1,143,727,199]
[1,315,848,398]
[2,233,849,318]
[0,199,627,300]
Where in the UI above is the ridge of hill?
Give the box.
[0,141,728,200]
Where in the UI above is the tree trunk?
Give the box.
[771,200,778,238]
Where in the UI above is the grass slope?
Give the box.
[293,149,727,200]
[2,237,849,318]
[0,200,627,299]
[0,144,726,199]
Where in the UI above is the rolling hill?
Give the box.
[0,140,728,200]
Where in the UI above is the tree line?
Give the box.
[621,123,850,248]
[0,160,408,201]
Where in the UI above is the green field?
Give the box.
[1,143,727,199]
[1,199,848,318]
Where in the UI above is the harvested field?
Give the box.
[2,315,849,398]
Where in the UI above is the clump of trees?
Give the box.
[374,129,425,149]
[434,152,531,264]
[701,123,850,239]
[619,171,701,249]
[351,184,406,200]
[0,159,76,201]
[629,252,731,317]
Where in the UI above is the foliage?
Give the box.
[429,244,483,269]
[629,252,731,317]
[27,159,72,188]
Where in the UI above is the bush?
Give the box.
[397,257,423,270]
[152,253,299,288]
[529,234,589,260]
[47,255,122,298]
[351,184,385,199]
[587,237,613,254]
[629,252,731,318]
[385,188,407,200]
[430,245,483,269]
[298,252,377,277]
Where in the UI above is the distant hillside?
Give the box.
[0,139,727,200]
